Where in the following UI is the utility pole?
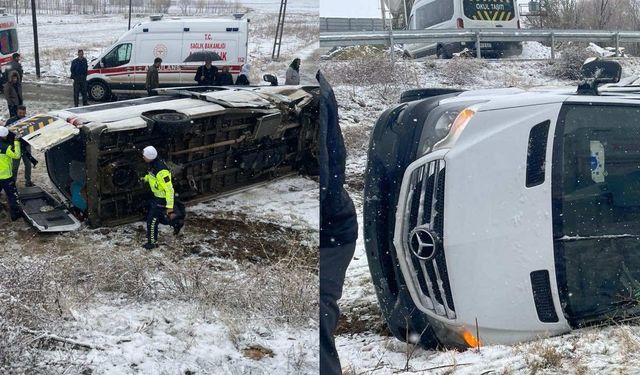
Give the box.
[128,0,132,30]
[271,0,287,61]
[31,0,40,79]
[15,0,17,23]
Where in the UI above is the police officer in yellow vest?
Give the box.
[0,127,22,221]
[142,145,178,249]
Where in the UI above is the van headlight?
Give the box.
[418,101,485,155]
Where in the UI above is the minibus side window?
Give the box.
[102,43,132,68]
[415,0,454,29]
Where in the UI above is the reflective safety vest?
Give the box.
[144,163,174,209]
[0,140,20,180]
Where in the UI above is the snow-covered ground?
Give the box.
[320,50,640,375]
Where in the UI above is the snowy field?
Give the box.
[0,1,320,374]
[320,49,640,375]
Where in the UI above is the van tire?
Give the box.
[88,81,111,102]
[151,112,192,135]
[436,45,452,60]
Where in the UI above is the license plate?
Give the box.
[479,43,492,48]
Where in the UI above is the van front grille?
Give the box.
[399,159,455,319]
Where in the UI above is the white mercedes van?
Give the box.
[364,59,640,348]
[86,15,249,101]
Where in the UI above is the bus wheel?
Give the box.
[88,81,111,102]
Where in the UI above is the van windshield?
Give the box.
[554,104,640,325]
[463,0,515,21]
[0,29,18,55]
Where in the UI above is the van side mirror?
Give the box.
[263,74,278,86]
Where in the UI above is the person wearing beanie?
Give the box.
[141,145,181,249]
[0,126,22,221]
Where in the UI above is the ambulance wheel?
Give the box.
[152,112,192,135]
[89,81,111,102]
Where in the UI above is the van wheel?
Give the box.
[88,81,110,102]
[436,45,452,59]
[152,112,192,135]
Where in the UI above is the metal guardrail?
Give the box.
[320,17,385,32]
[320,29,640,59]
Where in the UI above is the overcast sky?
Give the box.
[320,0,383,18]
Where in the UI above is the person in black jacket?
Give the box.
[318,71,358,375]
[70,49,89,106]
[217,66,234,85]
[235,64,250,86]
[194,57,217,86]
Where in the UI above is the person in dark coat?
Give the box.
[318,70,358,375]
[146,58,162,96]
[3,71,22,118]
[235,64,250,86]
[194,57,217,86]
[4,53,23,83]
[70,49,89,106]
[217,66,234,85]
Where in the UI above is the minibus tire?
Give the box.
[89,81,111,102]
[152,112,192,135]
[436,45,452,59]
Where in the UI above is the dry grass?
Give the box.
[0,212,318,372]
[440,57,486,86]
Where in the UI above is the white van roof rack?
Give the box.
[150,14,163,21]
[233,13,245,20]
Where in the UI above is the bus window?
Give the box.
[102,43,132,68]
[0,29,18,55]
[463,0,516,21]
[415,0,454,29]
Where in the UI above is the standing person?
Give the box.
[141,145,183,249]
[0,127,22,221]
[194,57,217,86]
[3,71,23,118]
[4,53,23,83]
[145,58,162,96]
[70,49,89,107]
[285,58,301,85]
[217,66,234,85]
[318,70,358,375]
[5,105,33,188]
[235,64,250,86]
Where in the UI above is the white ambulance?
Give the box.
[0,9,18,78]
[87,14,249,101]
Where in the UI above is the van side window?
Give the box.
[102,43,132,68]
[416,0,454,29]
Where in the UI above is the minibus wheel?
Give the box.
[437,45,452,59]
